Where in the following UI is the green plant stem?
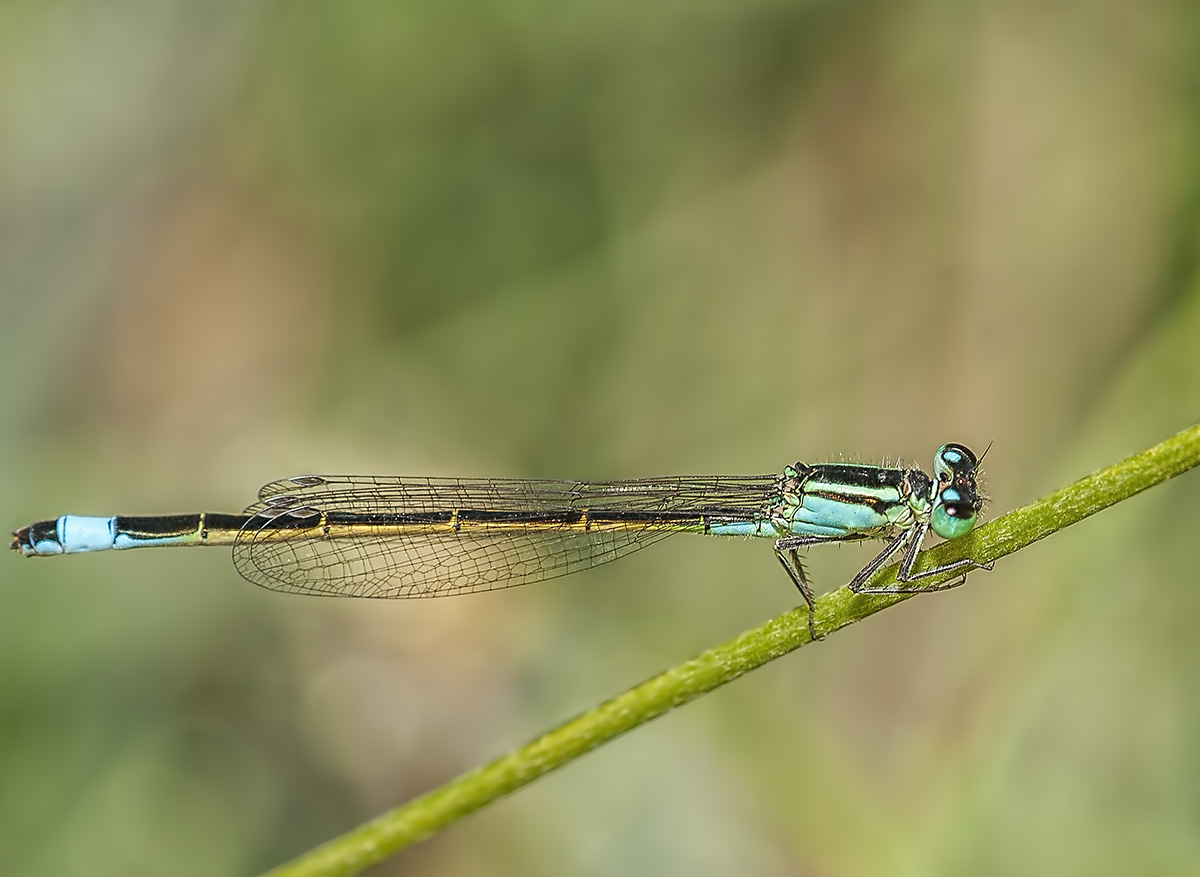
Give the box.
[264,423,1200,877]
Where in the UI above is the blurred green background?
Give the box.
[3,1,1200,874]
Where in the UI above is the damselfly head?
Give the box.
[929,443,982,540]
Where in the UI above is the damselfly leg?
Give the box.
[846,522,993,596]
[774,537,821,640]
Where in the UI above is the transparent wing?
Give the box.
[233,473,777,598]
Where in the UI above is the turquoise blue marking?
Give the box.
[708,519,777,537]
[32,537,63,555]
[793,494,890,534]
[58,515,117,553]
[787,520,856,539]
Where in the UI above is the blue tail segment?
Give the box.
[12,515,117,556]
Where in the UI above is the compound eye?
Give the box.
[933,443,978,482]
[931,501,977,540]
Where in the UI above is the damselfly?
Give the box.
[12,444,988,638]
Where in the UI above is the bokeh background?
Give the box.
[3,2,1200,874]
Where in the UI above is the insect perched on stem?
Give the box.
[13,444,989,638]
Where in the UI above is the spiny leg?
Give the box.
[853,558,994,594]
[845,529,911,594]
[850,522,992,595]
[774,536,823,640]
